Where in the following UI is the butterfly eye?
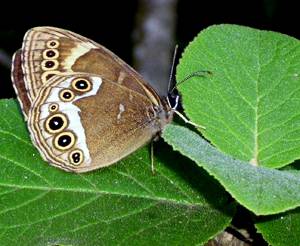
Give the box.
[46,40,60,49]
[54,131,76,151]
[49,103,59,112]
[45,113,68,134]
[41,59,59,71]
[59,89,75,102]
[69,149,84,166]
[72,78,92,92]
[43,49,59,59]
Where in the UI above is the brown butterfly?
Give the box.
[11,27,175,173]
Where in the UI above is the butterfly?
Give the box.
[11,27,175,173]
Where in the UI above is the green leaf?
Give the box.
[254,165,300,246]
[256,206,300,246]
[177,24,300,168]
[0,99,233,245]
[163,124,300,215]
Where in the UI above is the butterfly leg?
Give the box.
[170,95,205,129]
[174,110,206,130]
[151,141,156,174]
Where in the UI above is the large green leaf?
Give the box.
[177,24,300,168]
[0,99,233,245]
[163,124,300,215]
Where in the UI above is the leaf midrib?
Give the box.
[252,33,262,166]
[0,182,204,208]
[0,153,202,208]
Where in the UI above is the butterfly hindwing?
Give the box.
[28,73,161,172]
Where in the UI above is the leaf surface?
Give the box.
[163,124,300,215]
[177,24,300,168]
[0,99,233,245]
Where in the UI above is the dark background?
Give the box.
[0,0,298,99]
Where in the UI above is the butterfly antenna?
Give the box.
[168,45,179,92]
[166,45,210,130]
[170,70,212,94]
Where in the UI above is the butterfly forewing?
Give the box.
[11,50,31,117]
[20,26,161,106]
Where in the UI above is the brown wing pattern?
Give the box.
[19,26,161,106]
[11,50,31,117]
[11,27,172,172]
[28,73,160,172]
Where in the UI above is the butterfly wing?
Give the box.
[14,26,161,107]
[11,49,31,117]
[12,27,172,172]
[28,73,162,172]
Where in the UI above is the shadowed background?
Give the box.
[0,0,298,99]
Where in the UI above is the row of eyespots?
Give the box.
[45,102,84,166]
[59,78,92,102]
[41,40,60,82]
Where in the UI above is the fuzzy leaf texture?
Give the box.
[163,125,300,215]
[0,99,233,245]
[164,25,300,216]
[176,24,300,168]
[256,202,300,246]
